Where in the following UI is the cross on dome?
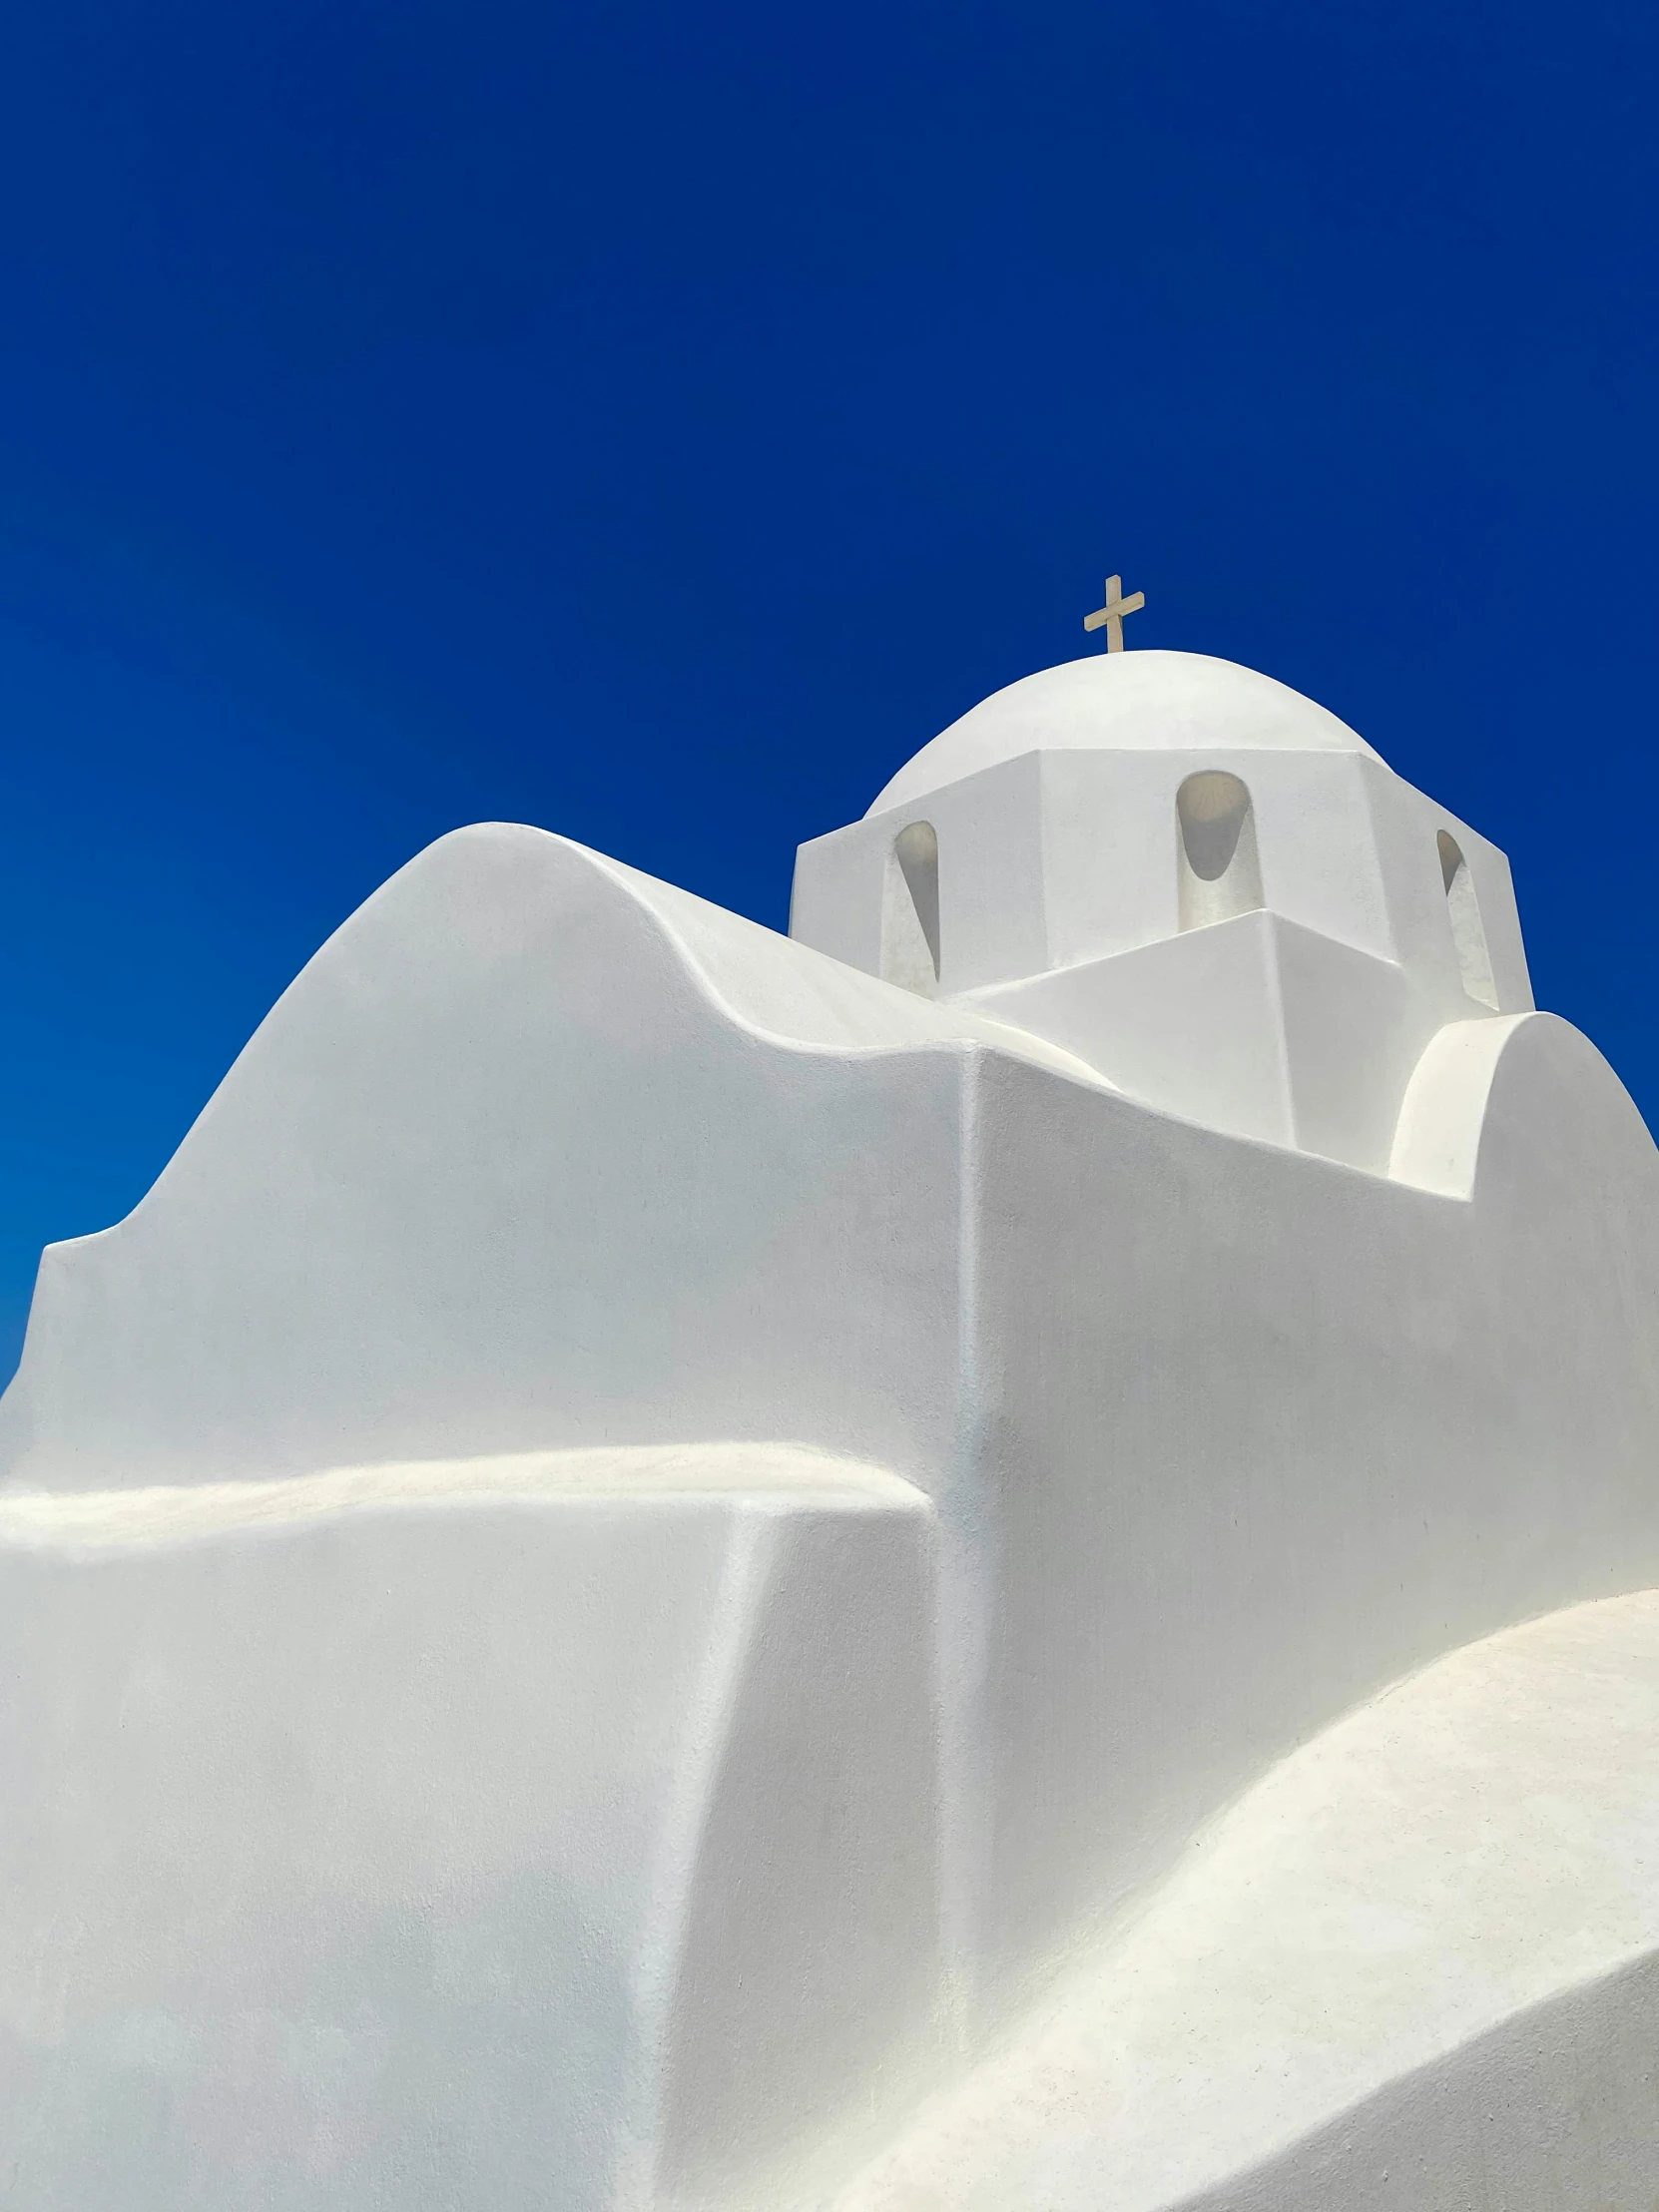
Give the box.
[1084,572,1145,651]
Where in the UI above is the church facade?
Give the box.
[1,651,1656,2209]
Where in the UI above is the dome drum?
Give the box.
[791,652,1532,1172]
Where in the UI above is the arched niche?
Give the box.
[1177,772,1264,931]
[1437,830,1498,1009]
[880,821,940,993]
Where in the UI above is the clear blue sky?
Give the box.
[0,0,1654,1377]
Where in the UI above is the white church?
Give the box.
[1,623,1657,2210]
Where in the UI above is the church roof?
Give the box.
[866,649,1382,817]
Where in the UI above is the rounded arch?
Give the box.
[1177,772,1263,931]
[1437,831,1498,1010]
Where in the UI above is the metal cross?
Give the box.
[1084,573,1145,651]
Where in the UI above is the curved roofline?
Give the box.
[867,649,1382,817]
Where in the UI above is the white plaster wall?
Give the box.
[0,816,1654,2209]
[0,1449,940,2212]
[867,651,1381,817]
[4,831,1655,2015]
[790,654,1534,1177]
[1034,749,1182,968]
[962,907,1478,1169]
[963,909,1298,1148]
[792,753,1050,995]
[1361,757,1531,1013]
[948,1010,1659,2009]
[1208,1956,1659,2212]
[797,654,1529,1005]
[0,829,987,1495]
[822,1588,1659,2212]
[796,747,1412,989]
[1045,746,1401,969]
[1272,912,1455,1165]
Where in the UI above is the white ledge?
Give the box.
[0,1441,926,1555]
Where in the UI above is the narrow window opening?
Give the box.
[1177,772,1264,931]
[880,821,940,993]
[1437,830,1497,1009]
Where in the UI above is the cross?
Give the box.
[1084,573,1145,651]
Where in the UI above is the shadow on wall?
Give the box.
[881,822,940,995]
[1178,772,1263,932]
[1438,830,1498,1010]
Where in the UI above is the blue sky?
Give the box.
[0,0,1655,1375]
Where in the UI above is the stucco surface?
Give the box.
[1,652,1655,2208]
[824,1589,1659,2212]
[867,651,1382,817]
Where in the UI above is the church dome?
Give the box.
[867,649,1382,817]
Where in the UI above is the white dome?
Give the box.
[867,650,1382,817]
